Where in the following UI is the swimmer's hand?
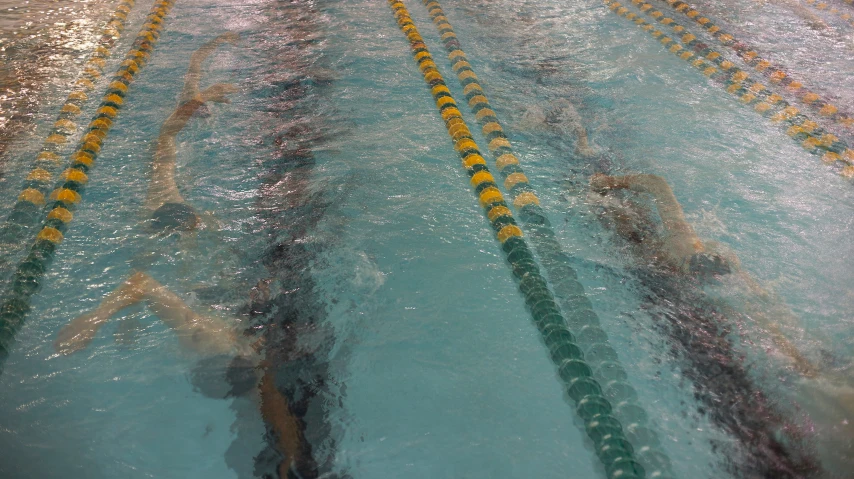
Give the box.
[200,83,239,104]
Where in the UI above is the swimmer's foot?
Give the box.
[249,278,272,305]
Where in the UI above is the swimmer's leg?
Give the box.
[55,272,148,354]
[146,134,187,211]
[56,272,241,356]
[774,0,829,30]
[179,32,239,104]
[127,272,242,355]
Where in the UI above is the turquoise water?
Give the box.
[1,0,853,477]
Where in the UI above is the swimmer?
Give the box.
[53,34,318,478]
[54,270,256,358]
[589,172,854,474]
[55,32,242,356]
[589,172,820,374]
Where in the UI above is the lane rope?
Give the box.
[603,0,854,178]
[0,0,138,245]
[388,2,653,478]
[418,1,676,477]
[803,0,854,28]
[0,0,175,369]
[651,0,854,132]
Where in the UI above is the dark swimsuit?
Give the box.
[151,202,199,231]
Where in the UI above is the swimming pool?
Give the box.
[0,0,852,477]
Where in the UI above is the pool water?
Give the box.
[0,0,852,477]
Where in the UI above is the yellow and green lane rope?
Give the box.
[0,0,138,243]
[603,0,854,178]
[388,2,657,478]
[803,0,854,29]
[650,0,854,132]
[418,0,675,476]
[0,0,175,368]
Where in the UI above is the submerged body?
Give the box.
[55,32,244,359]
[503,78,834,474]
[52,33,320,478]
[589,172,854,476]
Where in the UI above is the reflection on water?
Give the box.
[0,0,113,162]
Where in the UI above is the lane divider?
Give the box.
[388,2,651,478]
[0,0,138,245]
[652,0,854,132]
[0,0,175,368]
[603,0,854,178]
[803,0,854,29]
[418,1,675,477]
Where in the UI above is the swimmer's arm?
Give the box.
[158,98,206,137]
[592,174,702,263]
[159,84,238,138]
[149,84,239,210]
[179,32,239,104]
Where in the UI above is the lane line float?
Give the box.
[651,0,854,132]
[418,1,676,477]
[0,0,175,369]
[388,2,653,478]
[0,0,138,245]
[803,0,854,29]
[603,0,854,178]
